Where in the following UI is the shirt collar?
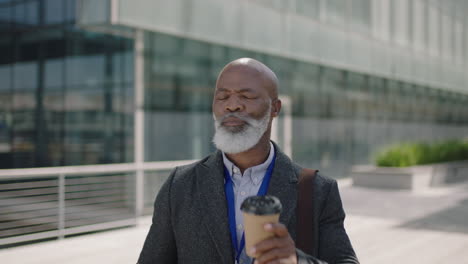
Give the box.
[222,142,275,181]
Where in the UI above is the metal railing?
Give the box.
[0,160,197,247]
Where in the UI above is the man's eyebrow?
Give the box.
[216,87,256,93]
[238,88,256,93]
[215,87,229,93]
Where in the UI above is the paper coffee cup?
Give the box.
[240,195,282,258]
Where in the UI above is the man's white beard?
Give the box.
[213,104,271,154]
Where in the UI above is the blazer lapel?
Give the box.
[197,151,234,264]
[267,144,299,233]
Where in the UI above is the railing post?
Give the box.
[58,174,65,239]
[135,168,144,221]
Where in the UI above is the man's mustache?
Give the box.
[219,113,252,124]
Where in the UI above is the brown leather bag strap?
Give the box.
[296,168,318,256]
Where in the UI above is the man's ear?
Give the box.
[271,99,282,118]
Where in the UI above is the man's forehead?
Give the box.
[215,75,267,96]
[218,64,263,78]
[216,66,264,86]
[216,58,279,98]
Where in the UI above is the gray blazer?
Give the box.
[138,146,358,264]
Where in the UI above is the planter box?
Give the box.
[351,161,468,191]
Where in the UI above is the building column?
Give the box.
[134,30,145,220]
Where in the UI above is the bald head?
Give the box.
[216,58,279,99]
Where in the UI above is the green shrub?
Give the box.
[375,140,468,167]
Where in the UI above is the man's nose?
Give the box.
[225,97,244,112]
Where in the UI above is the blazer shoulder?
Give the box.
[313,173,339,205]
[291,162,337,209]
[314,173,336,190]
[170,153,215,183]
[291,161,336,189]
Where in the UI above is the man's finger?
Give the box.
[255,247,290,264]
[264,223,289,237]
[251,236,284,255]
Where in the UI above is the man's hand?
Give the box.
[250,223,297,264]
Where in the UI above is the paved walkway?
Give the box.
[340,179,468,263]
[1,180,468,264]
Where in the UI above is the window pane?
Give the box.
[350,0,371,33]
[0,64,11,89]
[13,0,39,27]
[0,5,12,32]
[347,72,369,119]
[325,0,347,26]
[14,62,38,90]
[290,62,320,117]
[391,0,410,45]
[427,4,440,55]
[45,59,63,88]
[440,11,452,59]
[65,0,76,22]
[45,0,64,24]
[296,0,320,19]
[320,68,347,118]
[412,0,427,51]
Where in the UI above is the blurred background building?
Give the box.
[1,0,468,248]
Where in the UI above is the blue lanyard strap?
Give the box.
[224,151,276,262]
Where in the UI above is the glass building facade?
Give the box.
[0,0,134,168]
[141,31,468,178]
[1,0,468,178]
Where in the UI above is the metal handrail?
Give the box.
[0,160,198,246]
[0,160,198,179]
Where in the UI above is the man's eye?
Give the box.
[216,95,228,100]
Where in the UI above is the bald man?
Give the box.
[138,58,358,264]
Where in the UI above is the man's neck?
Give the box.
[225,137,271,174]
